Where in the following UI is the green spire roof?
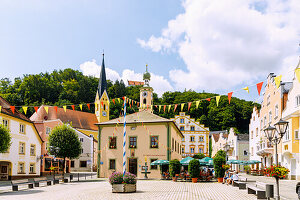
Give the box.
[97,53,107,98]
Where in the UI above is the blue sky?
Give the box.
[0,0,299,101]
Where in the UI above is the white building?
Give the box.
[171,112,210,157]
[211,130,228,157]
[249,106,262,168]
[0,96,42,180]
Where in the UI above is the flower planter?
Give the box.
[192,178,198,183]
[217,178,223,183]
[112,184,136,193]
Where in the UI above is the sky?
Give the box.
[0,0,299,101]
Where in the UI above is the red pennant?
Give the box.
[137,102,140,107]
[34,106,39,113]
[127,98,128,103]
[54,106,58,113]
[122,97,125,101]
[206,98,211,101]
[188,102,192,111]
[257,82,263,96]
[112,99,115,104]
[228,92,233,104]
[10,106,15,114]
[87,104,90,110]
[155,105,158,108]
[163,105,166,112]
[174,104,178,112]
[71,105,75,111]
[130,104,132,109]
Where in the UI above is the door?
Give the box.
[128,158,137,175]
[0,164,8,180]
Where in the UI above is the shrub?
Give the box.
[215,150,226,159]
[109,172,137,185]
[213,155,226,178]
[244,165,251,172]
[123,172,137,184]
[169,159,181,177]
[193,153,205,159]
[0,125,11,153]
[188,159,200,178]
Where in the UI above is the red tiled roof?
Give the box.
[212,134,220,142]
[0,96,31,122]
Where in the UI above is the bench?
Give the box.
[33,177,52,187]
[53,175,69,184]
[11,179,34,191]
[232,176,247,189]
[247,181,273,199]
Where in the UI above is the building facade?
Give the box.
[249,106,262,169]
[0,97,42,180]
[171,112,209,158]
[211,130,228,157]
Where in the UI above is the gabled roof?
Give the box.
[212,134,220,142]
[97,54,108,99]
[30,105,98,131]
[0,96,31,122]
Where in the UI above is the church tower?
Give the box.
[139,65,153,112]
[95,54,110,122]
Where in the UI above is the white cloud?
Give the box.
[138,0,300,91]
[79,60,173,96]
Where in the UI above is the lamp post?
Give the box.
[224,144,230,161]
[49,146,60,184]
[264,119,288,200]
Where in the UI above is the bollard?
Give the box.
[266,184,274,199]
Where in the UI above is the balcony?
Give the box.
[256,141,273,156]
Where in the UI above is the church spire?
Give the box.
[97,53,107,98]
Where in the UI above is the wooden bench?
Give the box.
[52,175,68,184]
[247,181,273,199]
[33,177,52,187]
[232,176,247,189]
[11,179,33,191]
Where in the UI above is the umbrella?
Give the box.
[227,160,244,164]
[180,157,193,165]
[150,160,169,165]
[242,160,261,165]
[201,157,213,162]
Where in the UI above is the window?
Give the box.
[80,138,84,142]
[45,158,52,171]
[190,136,195,142]
[260,120,263,130]
[30,144,36,156]
[150,136,158,148]
[19,124,25,134]
[175,141,177,152]
[80,161,87,168]
[256,128,258,137]
[190,147,195,153]
[71,161,75,168]
[129,137,137,148]
[296,95,300,107]
[19,142,25,155]
[46,127,51,135]
[284,129,289,141]
[18,163,25,174]
[295,130,299,140]
[172,138,174,151]
[182,147,185,153]
[264,116,267,126]
[180,126,184,131]
[81,149,84,153]
[267,95,270,105]
[180,118,184,124]
[109,159,116,170]
[2,119,9,129]
[269,111,272,123]
[29,163,35,174]
[251,147,253,156]
[284,145,288,150]
[190,126,195,131]
[199,136,204,142]
[275,104,279,118]
[251,131,253,139]
[109,137,117,149]
[150,159,158,170]
[244,150,248,156]
[199,147,203,153]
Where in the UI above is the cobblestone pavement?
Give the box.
[0,179,257,200]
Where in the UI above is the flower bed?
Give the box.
[109,172,137,193]
[264,165,290,179]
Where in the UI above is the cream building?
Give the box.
[249,106,262,169]
[0,96,42,180]
[171,112,209,157]
[211,130,228,157]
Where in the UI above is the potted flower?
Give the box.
[265,165,289,179]
[222,164,230,171]
[109,172,137,193]
[213,155,226,183]
[169,159,181,182]
[188,159,200,183]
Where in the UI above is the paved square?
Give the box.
[0,179,258,200]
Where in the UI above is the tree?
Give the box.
[169,159,181,178]
[209,138,212,158]
[213,155,226,178]
[188,159,200,178]
[48,124,81,176]
[215,150,226,159]
[0,125,11,153]
[193,153,205,159]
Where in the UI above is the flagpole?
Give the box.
[123,97,127,176]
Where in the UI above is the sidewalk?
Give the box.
[241,173,298,200]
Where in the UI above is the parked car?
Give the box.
[296,182,300,199]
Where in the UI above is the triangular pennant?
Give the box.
[54,106,58,113]
[79,104,83,111]
[206,98,211,101]
[174,104,178,112]
[168,105,171,112]
[181,103,185,111]
[63,106,67,112]
[159,105,161,112]
[44,106,49,114]
[71,105,75,111]
[130,104,132,109]
[117,98,120,103]
[34,106,39,113]
[122,97,125,101]
[151,105,153,110]
[10,106,15,114]
[243,87,249,93]
[216,96,221,107]
[22,106,28,115]
[163,105,166,112]
[228,92,233,104]
[112,99,115,104]
[274,75,282,88]
[155,105,158,108]
[296,68,300,83]
[137,102,140,107]
[87,103,90,110]
[188,102,192,111]
[196,101,200,109]
[256,82,263,96]
[0,106,2,113]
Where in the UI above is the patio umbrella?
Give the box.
[227,159,244,164]
[242,160,261,165]
[201,157,213,163]
[180,157,193,165]
[150,160,169,165]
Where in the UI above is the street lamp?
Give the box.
[224,143,230,161]
[49,146,60,183]
[264,119,288,200]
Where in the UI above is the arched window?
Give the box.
[143,98,146,104]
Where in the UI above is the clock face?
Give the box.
[142,91,148,97]
[102,111,107,117]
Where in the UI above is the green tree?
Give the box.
[209,138,212,157]
[48,124,82,175]
[193,153,205,159]
[188,159,200,178]
[0,125,11,153]
[213,155,226,178]
[169,159,181,178]
[215,150,226,158]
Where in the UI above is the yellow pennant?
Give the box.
[181,103,185,111]
[63,106,67,112]
[151,105,153,110]
[274,75,282,88]
[0,106,2,113]
[168,105,171,112]
[22,106,28,115]
[243,86,249,93]
[159,105,161,112]
[79,104,83,111]
[117,98,120,103]
[44,106,49,114]
[196,101,200,109]
[295,68,300,83]
[216,96,221,106]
